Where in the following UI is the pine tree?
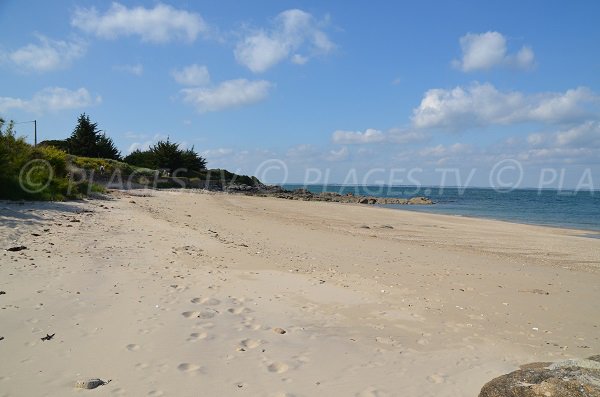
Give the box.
[68,114,98,157]
[67,113,120,160]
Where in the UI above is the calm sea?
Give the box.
[282,184,600,232]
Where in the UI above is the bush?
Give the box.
[0,118,105,200]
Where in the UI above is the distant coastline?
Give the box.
[281,184,600,232]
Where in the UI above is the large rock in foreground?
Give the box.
[479,355,600,397]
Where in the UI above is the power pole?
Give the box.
[15,119,37,146]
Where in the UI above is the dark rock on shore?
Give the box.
[479,355,600,397]
[226,185,433,205]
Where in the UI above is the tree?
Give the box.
[181,146,207,172]
[67,113,120,160]
[150,138,182,171]
[123,138,207,175]
[123,149,156,169]
[96,133,120,160]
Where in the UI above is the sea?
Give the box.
[282,184,600,233]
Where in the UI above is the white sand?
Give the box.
[1,190,599,396]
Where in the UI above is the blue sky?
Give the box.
[1,1,599,187]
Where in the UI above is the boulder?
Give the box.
[408,196,433,205]
[478,355,600,397]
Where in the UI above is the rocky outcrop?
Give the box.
[479,355,600,397]
[237,186,433,205]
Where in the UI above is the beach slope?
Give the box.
[1,190,598,396]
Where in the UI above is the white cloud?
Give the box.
[387,128,428,144]
[453,31,535,72]
[527,133,546,146]
[291,54,308,65]
[331,127,427,145]
[332,128,385,144]
[235,9,334,73]
[127,133,169,154]
[412,83,598,130]
[419,143,472,157]
[201,148,234,159]
[5,34,86,72]
[71,2,207,43]
[172,64,210,86]
[0,87,101,114]
[326,146,349,162]
[555,121,600,148]
[113,63,144,76]
[180,79,272,113]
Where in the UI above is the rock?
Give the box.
[358,197,369,204]
[75,378,109,389]
[273,327,287,335]
[408,197,433,205]
[478,355,600,397]
[6,246,27,252]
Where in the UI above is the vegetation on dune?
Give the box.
[1,112,261,200]
[0,118,104,200]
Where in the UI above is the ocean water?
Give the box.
[282,184,600,232]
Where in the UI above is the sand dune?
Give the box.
[1,190,598,396]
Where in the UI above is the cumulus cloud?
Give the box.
[555,121,600,147]
[172,64,210,86]
[0,87,101,114]
[412,83,598,130]
[235,9,334,73]
[453,31,535,72]
[71,2,208,43]
[331,127,427,145]
[113,63,144,76]
[332,128,385,144]
[180,79,272,113]
[4,34,86,72]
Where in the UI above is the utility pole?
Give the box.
[15,119,37,146]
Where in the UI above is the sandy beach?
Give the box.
[1,190,599,396]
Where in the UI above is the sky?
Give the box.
[1,0,599,188]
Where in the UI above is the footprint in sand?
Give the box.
[356,387,388,397]
[177,363,203,374]
[427,373,446,384]
[134,362,150,370]
[182,310,216,319]
[238,338,261,350]
[227,307,252,315]
[126,343,140,351]
[181,311,200,318]
[267,362,289,374]
[187,332,208,342]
